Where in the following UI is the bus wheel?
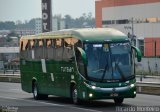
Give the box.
[71,86,80,104]
[114,98,124,105]
[33,83,48,100]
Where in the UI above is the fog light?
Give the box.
[134,91,136,94]
[89,93,93,97]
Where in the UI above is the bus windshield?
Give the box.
[84,42,133,82]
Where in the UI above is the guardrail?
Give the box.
[0,69,20,74]
[136,82,160,95]
[0,75,20,83]
[0,74,159,95]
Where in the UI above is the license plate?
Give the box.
[110,93,118,97]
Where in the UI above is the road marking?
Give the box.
[0,96,102,112]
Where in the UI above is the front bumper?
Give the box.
[81,85,136,100]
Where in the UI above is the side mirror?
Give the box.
[76,47,88,65]
[131,46,142,62]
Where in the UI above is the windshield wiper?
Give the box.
[101,62,109,82]
[115,63,126,81]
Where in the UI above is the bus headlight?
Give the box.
[91,86,96,89]
[130,84,135,88]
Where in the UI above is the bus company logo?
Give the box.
[112,88,116,92]
[61,67,74,73]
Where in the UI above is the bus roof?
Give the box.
[21,28,128,43]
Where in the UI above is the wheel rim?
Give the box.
[33,85,38,98]
[72,88,78,103]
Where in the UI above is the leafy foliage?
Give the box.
[64,12,95,28]
[0,21,16,30]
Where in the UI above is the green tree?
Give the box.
[64,12,95,28]
[0,21,16,30]
[64,15,74,28]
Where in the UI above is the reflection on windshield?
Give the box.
[85,44,112,81]
[110,43,132,81]
[85,42,133,82]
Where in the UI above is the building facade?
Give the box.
[35,18,66,34]
[15,29,35,36]
[35,18,42,34]
[96,0,160,57]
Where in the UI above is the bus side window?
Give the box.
[34,39,39,59]
[35,39,44,59]
[30,40,34,49]
[63,38,74,61]
[55,39,63,61]
[47,39,55,59]
[30,40,36,59]
[22,40,30,59]
[21,39,27,59]
[75,40,83,48]
[20,41,23,51]
[26,40,32,59]
[47,39,51,48]
[43,39,48,59]
[20,41,26,59]
[52,39,57,60]
[55,38,62,48]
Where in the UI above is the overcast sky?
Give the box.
[0,0,95,22]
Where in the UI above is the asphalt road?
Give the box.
[0,82,160,112]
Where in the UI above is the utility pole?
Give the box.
[154,40,158,75]
[155,40,156,57]
[131,17,135,46]
[131,17,134,39]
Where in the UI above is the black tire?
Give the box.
[32,83,48,100]
[71,85,81,104]
[114,98,124,105]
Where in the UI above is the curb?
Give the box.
[136,82,160,95]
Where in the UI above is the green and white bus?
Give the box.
[20,28,142,104]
